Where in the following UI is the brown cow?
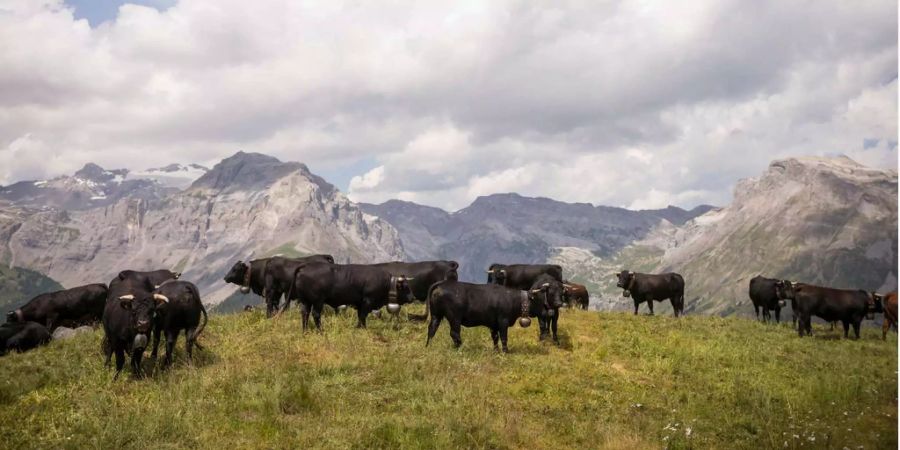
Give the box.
[562,281,589,310]
[883,291,898,341]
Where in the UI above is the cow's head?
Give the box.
[5,310,19,323]
[223,261,250,288]
[616,270,635,297]
[868,292,884,319]
[118,292,165,336]
[530,281,565,316]
[774,280,795,300]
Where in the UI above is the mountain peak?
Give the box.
[73,163,127,183]
[189,151,321,193]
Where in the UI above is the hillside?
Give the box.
[0,309,895,449]
[0,266,63,313]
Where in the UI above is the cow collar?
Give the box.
[626,274,636,292]
[242,262,253,290]
[388,276,399,302]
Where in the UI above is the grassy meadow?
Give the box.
[0,307,896,449]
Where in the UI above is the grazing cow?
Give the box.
[222,255,334,317]
[748,276,787,323]
[149,281,208,367]
[486,264,563,288]
[7,283,108,331]
[616,270,685,316]
[562,281,590,310]
[112,270,181,291]
[290,262,414,330]
[425,280,554,352]
[883,291,898,340]
[103,276,167,378]
[775,281,883,339]
[531,274,566,344]
[371,261,459,302]
[0,321,51,355]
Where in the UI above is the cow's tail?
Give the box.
[188,283,208,350]
[409,280,445,322]
[274,264,305,319]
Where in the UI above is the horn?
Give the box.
[173,272,182,279]
[118,295,134,301]
[530,289,542,294]
[500,269,506,274]
[486,270,494,273]
[153,294,169,303]
[405,277,414,281]
[542,283,550,288]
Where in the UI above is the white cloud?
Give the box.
[0,0,895,211]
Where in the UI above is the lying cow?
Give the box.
[487,263,562,287]
[103,275,169,378]
[883,291,898,341]
[149,280,208,367]
[563,281,589,310]
[7,283,108,331]
[222,254,334,317]
[291,262,414,330]
[775,281,882,339]
[425,280,555,352]
[748,276,786,323]
[112,269,181,292]
[0,321,51,355]
[616,270,685,316]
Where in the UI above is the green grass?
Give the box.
[0,266,64,312]
[0,309,895,449]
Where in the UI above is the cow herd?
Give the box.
[1,254,897,380]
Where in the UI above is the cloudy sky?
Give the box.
[1,1,896,211]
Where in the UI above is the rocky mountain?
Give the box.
[0,163,174,211]
[126,163,209,189]
[0,152,404,306]
[360,195,714,283]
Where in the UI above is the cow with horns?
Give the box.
[615,270,685,317]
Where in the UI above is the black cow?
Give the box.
[531,274,566,344]
[111,269,181,292]
[222,255,334,317]
[7,283,108,331]
[748,276,787,323]
[775,281,883,339]
[615,270,685,316]
[149,280,208,367]
[103,276,167,378]
[425,280,553,352]
[371,260,459,302]
[0,321,51,355]
[486,263,563,288]
[290,262,413,330]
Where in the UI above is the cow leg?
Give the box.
[550,313,559,344]
[300,302,311,331]
[426,315,441,347]
[150,325,161,360]
[490,328,500,350]
[498,325,509,353]
[774,307,781,324]
[754,304,760,321]
[633,300,639,315]
[103,337,112,367]
[884,319,890,341]
[449,320,462,348]
[797,316,806,337]
[131,349,144,378]
[538,315,549,341]
[164,329,177,367]
[356,306,369,328]
[647,300,654,316]
[186,327,197,362]
[804,315,813,337]
[851,320,861,340]
[840,320,850,339]
[114,348,125,379]
[312,304,323,331]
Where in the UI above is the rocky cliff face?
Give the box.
[361,194,713,283]
[0,152,405,305]
[598,156,898,315]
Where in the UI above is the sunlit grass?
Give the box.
[0,307,895,449]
